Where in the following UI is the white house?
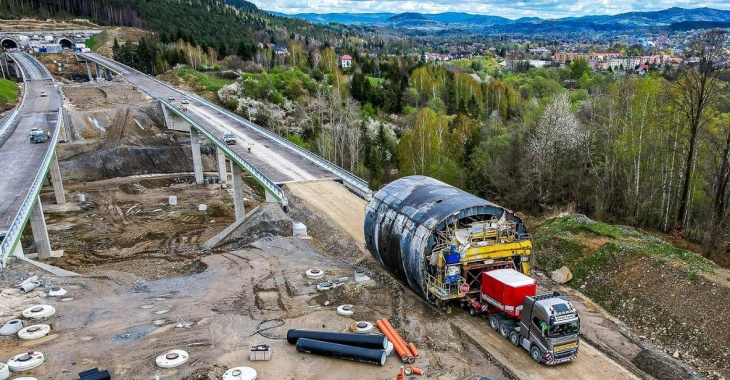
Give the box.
[340,54,352,68]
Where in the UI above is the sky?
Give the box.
[248,0,730,19]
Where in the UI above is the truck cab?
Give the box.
[517,293,580,364]
[29,128,46,143]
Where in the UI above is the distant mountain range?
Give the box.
[271,7,730,33]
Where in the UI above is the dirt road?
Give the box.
[291,181,646,380]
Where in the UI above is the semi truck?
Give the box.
[465,268,580,364]
[364,176,579,365]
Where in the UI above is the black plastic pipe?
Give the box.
[296,338,386,366]
[287,329,387,349]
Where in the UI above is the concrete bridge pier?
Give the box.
[217,147,227,183]
[49,152,65,204]
[12,244,24,259]
[190,127,204,185]
[231,164,245,220]
[85,61,93,82]
[94,63,102,82]
[104,68,112,81]
[29,197,52,260]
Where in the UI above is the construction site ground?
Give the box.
[0,63,715,380]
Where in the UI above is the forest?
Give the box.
[208,32,730,265]
[4,0,730,263]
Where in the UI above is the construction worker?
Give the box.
[247,142,252,153]
[46,130,51,139]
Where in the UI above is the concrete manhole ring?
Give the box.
[22,305,55,319]
[305,268,325,280]
[155,349,189,368]
[336,304,354,316]
[7,351,44,371]
[18,324,51,340]
[355,321,374,333]
[223,366,257,380]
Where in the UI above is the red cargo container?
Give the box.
[481,269,536,318]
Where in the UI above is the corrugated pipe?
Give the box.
[295,338,386,366]
[287,329,387,349]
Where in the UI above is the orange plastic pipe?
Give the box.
[408,342,421,358]
[382,318,413,357]
[376,320,409,362]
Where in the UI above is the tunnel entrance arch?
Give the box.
[1,38,19,50]
[58,38,74,50]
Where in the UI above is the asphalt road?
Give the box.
[0,52,60,233]
[79,53,335,183]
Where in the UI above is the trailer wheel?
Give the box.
[499,322,510,338]
[530,345,543,363]
[509,330,520,347]
[489,314,500,331]
[469,307,478,317]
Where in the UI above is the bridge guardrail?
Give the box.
[159,99,286,204]
[1,108,62,267]
[186,92,373,200]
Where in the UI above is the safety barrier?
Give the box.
[159,99,286,204]
[1,108,62,267]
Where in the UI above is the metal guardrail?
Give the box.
[1,108,62,267]
[159,99,286,204]
[186,92,373,200]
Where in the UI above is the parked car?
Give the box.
[40,91,47,97]
[180,97,189,104]
[168,95,176,101]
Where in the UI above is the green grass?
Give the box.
[534,214,719,275]
[175,67,233,94]
[0,78,19,106]
[85,30,108,51]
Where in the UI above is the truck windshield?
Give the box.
[549,320,580,338]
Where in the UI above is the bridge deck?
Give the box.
[0,53,60,233]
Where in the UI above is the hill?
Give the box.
[279,7,730,34]
[535,214,730,377]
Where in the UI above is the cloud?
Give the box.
[249,0,730,19]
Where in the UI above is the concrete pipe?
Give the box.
[287,329,387,349]
[295,338,386,366]
[18,281,41,294]
[0,319,23,336]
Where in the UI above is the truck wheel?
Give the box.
[499,322,510,338]
[489,314,500,331]
[509,330,520,347]
[530,345,543,363]
[469,307,477,317]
